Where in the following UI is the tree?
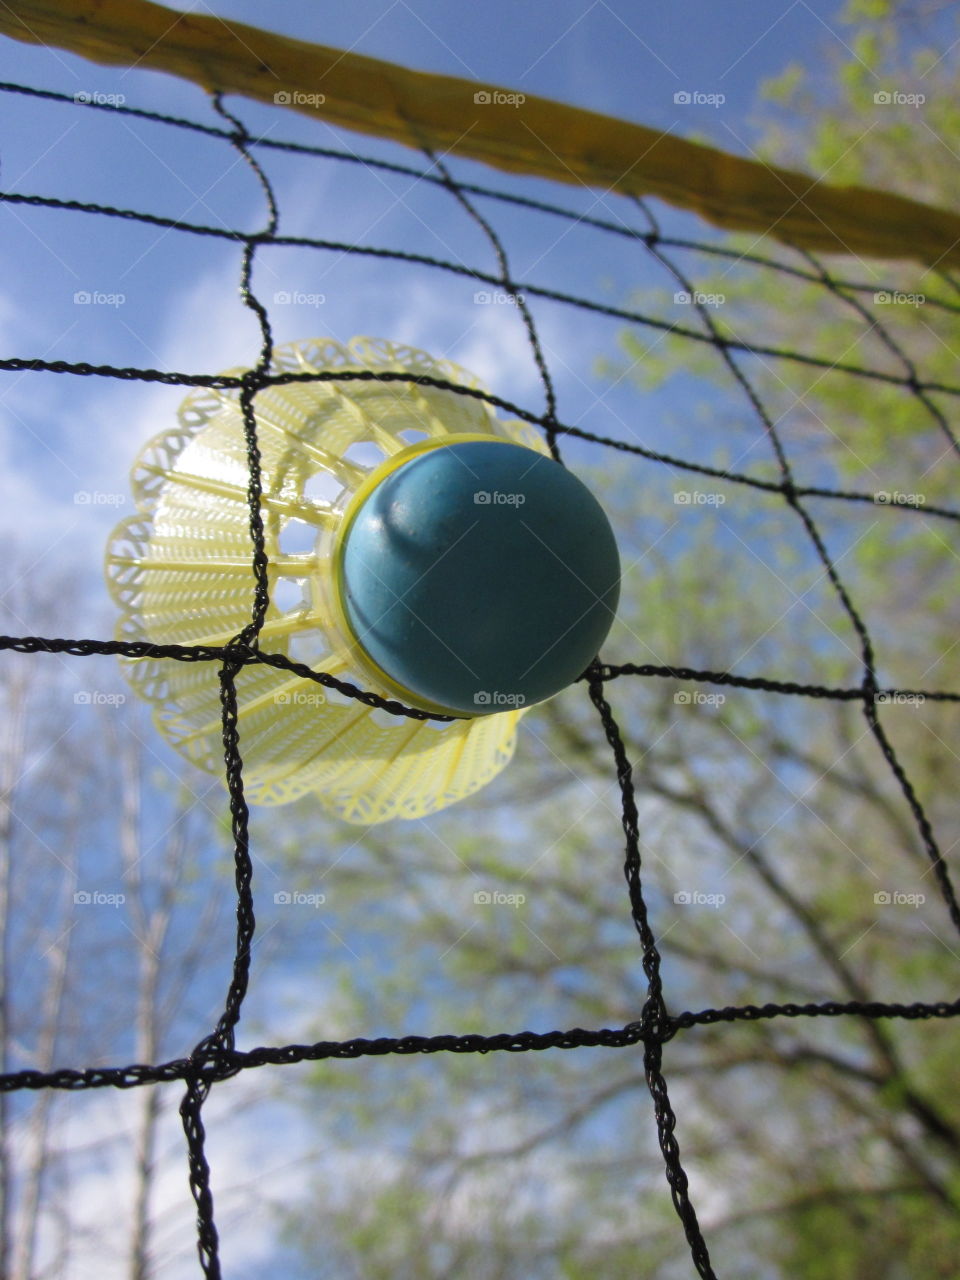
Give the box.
[0,560,231,1279]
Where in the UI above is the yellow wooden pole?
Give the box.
[1,0,958,269]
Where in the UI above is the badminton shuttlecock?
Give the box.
[106,337,620,823]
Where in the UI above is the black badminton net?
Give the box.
[0,80,959,1280]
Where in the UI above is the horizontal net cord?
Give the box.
[2,994,957,1094]
[585,664,960,702]
[4,0,960,270]
[0,1027,648,1093]
[5,189,960,399]
[3,80,960,317]
[3,354,960,525]
[672,997,960,1030]
[3,634,958,707]
[0,636,453,720]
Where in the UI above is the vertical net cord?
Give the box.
[425,157,716,1269]
[587,665,717,1278]
[423,148,562,461]
[177,92,280,1280]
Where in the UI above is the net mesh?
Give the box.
[1,79,959,1280]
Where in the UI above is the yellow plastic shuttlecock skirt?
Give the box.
[106,337,550,824]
